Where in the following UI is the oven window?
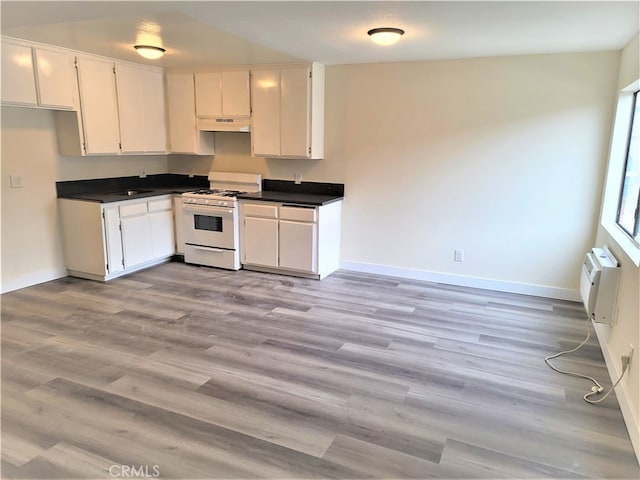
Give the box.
[194,214,223,232]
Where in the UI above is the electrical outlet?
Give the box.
[454,249,464,262]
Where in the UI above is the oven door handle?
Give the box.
[183,205,234,216]
[191,246,227,253]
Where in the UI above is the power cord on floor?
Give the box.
[544,316,630,404]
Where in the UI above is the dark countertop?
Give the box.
[56,175,345,206]
[60,186,196,203]
[56,174,208,203]
[238,179,345,206]
[238,191,343,206]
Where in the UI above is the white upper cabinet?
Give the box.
[251,63,325,159]
[34,47,77,110]
[251,69,281,157]
[280,67,311,157]
[1,40,38,106]
[116,63,166,153]
[56,55,166,156]
[165,72,215,155]
[195,69,250,117]
[1,38,77,110]
[75,56,121,155]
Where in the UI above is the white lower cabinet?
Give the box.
[59,195,175,281]
[279,220,317,272]
[173,195,185,255]
[243,216,279,267]
[240,200,341,279]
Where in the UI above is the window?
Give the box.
[617,90,640,243]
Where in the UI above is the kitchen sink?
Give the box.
[115,189,153,196]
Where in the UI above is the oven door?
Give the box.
[183,204,237,250]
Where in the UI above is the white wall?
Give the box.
[595,32,640,459]
[171,51,619,298]
[0,107,168,292]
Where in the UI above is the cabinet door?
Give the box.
[116,63,146,153]
[222,70,250,116]
[34,48,77,110]
[103,206,124,274]
[280,66,311,157]
[166,72,197,153]
[1,41,37,106]
[173,196,185,255]
[251,69,280,156]
[76,56,120,154]
[121,214,152,268]
[195,72,222,116]
[279,220,317,273]
[117,64,166,153]
[149,210,175,258]
[243,216,278,267]
[141,68,167,152]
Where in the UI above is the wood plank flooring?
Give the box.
[2,262,639,479]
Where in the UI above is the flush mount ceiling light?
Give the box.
[367,27,405,46]
[134,45,166,60]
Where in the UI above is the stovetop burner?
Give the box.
[189,189,246,197]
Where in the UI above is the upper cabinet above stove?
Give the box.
[195,69,250,118]
[251,63,325,160]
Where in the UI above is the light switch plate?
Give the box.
[10,175,23,188]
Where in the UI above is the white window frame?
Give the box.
[600,79,640,266]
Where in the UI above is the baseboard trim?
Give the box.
[1,267,68,294]
[593,323,640,464]
[339,260,580,301]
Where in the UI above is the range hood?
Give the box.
[197,117,251,132]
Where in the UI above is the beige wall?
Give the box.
[0,107,167,292]
[171,51,619,298]
[595,32,640,458]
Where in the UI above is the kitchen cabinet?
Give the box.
[250,63,325,159]
[242,203,279,267]
[58,195,175,281]
[116,63,167,153]
[173,195,185,255]
[56,55,167,156]
[148,197,175,258]
[2,37,78,109]
[279,206,318,272]
[165,72,215,155]
[240,199,341,279]
[120,201,154,268]
[76,56,121,154]
[1,39,38,106]
[195,69,250,117]
[62,55,120,155]
[103,205,125,275]
[34,47,77,110]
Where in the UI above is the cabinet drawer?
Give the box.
[119,201,148,217]
[148,197,172,213]
[280,206,317,222]
[243,203,278,219]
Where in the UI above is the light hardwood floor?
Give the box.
[1,262,639,479]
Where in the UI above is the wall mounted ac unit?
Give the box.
[579,247,620,324]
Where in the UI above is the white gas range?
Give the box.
[182,172,261,270]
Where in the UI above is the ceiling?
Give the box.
[1,1,638,68]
